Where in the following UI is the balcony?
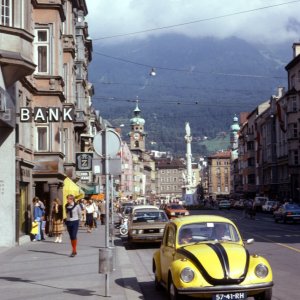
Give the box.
[0,26,35,86]
[63,35,75,57]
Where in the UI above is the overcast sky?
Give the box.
[85,0,300,45]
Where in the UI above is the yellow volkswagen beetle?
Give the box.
[153,215,273,300]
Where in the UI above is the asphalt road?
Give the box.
[122,209,300,300]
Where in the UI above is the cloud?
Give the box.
[85,0,300,45]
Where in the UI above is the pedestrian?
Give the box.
[99,200,106,225]
[85,200,95,233]
[51,198,63,243]
[92,200,99,228]
[32,197,45,241]
[65,194,82,257]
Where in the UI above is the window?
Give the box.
[36,126,49,151]
[166,226,175,247]
[0,0,11,26]
[34,29,50,73]
[294,150,299,166]
[292,97,298,112]
[293,123,298,138]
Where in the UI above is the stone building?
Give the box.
[207,150,231,199]
[0,0,95,247]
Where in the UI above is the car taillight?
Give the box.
[287,212,292,215]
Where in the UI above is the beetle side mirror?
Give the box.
[245,238,254,244]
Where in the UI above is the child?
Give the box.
[31,220,39,241]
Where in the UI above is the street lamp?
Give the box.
[150,68,156,77]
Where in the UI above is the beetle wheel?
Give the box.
[254,289,272,300]
[168,276,181,300]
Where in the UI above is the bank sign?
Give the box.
[20,107,74,122]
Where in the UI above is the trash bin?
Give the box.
[99,247,115,273]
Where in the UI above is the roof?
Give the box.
[132,205,159,213]
[171,215,235,227]
[208,150,231,159]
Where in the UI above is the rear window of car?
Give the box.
[132,211,168,223]
[168,204,185,210]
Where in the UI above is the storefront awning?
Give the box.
[91,193,105,201]
[63,177,85,218]
[78,183,99,195]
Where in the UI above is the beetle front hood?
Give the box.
[177,242,250,285]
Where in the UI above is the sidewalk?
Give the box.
[0,223,144,300]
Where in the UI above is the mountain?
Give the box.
[88,34,291,156]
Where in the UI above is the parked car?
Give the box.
[153,215,273,300]
[262,201,278,213]
[274,203,300,223]
[161,203,189,219]
[218,199,231,210]
[132,205,159,214]
[127,208,169,244]
[233,199,245,210]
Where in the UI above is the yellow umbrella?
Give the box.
[63,177,85,218]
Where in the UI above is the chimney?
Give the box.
[292,43,300,58]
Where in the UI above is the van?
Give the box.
[254,197,269,212]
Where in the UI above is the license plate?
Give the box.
[213,292,247,300]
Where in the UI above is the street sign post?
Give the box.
[93,127,121,297]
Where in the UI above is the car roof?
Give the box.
[132,205,159,212]
[170,215,236,227]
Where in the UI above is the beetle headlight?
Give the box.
[180,267,194,283]
[255,264,269,278]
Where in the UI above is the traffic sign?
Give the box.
[93,129,121,157]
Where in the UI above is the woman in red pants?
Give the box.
[65,194,82,257]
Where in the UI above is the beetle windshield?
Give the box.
[178,222,240,245]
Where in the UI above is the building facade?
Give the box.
[0,0,95,247]
[154,157,185,203]
[208,150,231,199]
[0,1,36,247]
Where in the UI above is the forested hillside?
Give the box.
[89,34,290,156]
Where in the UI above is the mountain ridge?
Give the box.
[89,34,291,156]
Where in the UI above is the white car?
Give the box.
[262,201,277,212]
[218,199,231,210]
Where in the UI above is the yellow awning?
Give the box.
[63,177,85,218]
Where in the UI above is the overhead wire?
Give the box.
[93,0,300,40]
[93,51,286,79]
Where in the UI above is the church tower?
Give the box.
[129,101,146,151]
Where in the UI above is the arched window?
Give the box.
[135,141,139,148]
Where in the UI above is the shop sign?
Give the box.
[76,153,93,171]
[20,107,74,122]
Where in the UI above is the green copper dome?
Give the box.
[130,102,145,125]
[230,115,240,132]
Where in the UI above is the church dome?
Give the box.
[230,115,240,132]
[130,102,145,125]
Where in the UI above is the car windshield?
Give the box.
[132,211,168,223]
[286,204,300,210]
[178,222,240,245]
[168,204,184,210]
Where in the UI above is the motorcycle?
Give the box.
[119,216,129,236]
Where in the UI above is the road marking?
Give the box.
[247,232,300,254]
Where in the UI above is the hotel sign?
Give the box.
[20,107,74,122]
